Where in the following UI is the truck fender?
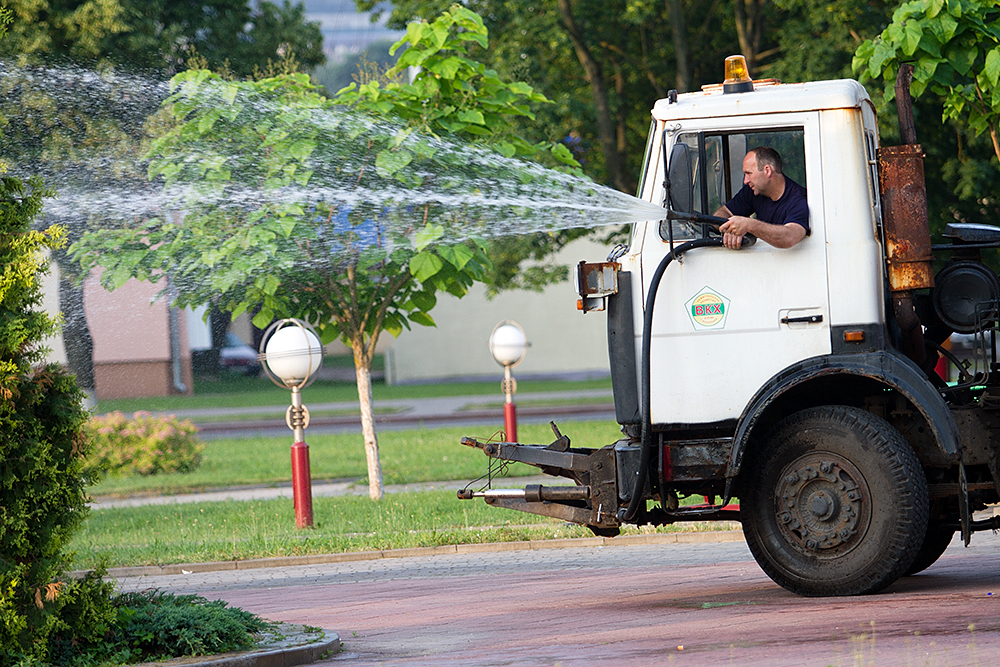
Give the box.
[726,350,960,479]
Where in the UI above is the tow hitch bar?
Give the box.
[457,484,590,502]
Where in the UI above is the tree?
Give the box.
[357,0,737,191]
[72,6,578,501]
[0,0,325,76]
[854,0,1000,164]
[0,0,326,392]
[0,11,109,653]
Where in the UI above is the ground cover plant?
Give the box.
[88,419,622,497]
[71,491,738,569]
[48,589,273,666]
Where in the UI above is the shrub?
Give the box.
[51,590,272,665]
[83,411,203,476]
[0,175,105,665]
[111,591,271,660]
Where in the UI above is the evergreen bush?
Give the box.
[0,175,104,665]
[49,590,270,666]
[83,411,203,476]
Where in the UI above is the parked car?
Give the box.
[220,332,262,376]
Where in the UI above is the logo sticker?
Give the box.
[686,287,731,330]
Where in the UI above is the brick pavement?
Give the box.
[112,533,1000,666]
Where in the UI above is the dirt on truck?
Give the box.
[458,56,1000,597]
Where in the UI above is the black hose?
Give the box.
[619,236,727,522]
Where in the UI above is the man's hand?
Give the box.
[719,216,806,249]
[720,216,754,249]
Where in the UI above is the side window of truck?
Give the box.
[660,128,806,243]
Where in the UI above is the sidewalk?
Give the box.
[160,388,617,436]
[151,388,614,422]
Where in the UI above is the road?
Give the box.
[116,533,1000,666]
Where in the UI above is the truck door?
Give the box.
[641,118,831,427]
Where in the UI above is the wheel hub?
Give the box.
[775,454,870,557]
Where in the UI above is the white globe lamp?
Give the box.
[263,324,323,387]
[489,321,528,368]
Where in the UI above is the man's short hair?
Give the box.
[750,146,783,173]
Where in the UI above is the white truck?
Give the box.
[458,58,1000,597]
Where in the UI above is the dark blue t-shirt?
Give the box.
[725,176,810,233]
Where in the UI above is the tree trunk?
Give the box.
[666,0,691,92]
[352,337,384,501]
[733,0,765,74]
[209,306,231,375]
[556,0,630,193]
[57,266,95,396]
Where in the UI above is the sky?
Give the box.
[301,0,403,60]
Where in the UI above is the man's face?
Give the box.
[742,153,771,196]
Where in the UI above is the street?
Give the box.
[116,533,1000,666]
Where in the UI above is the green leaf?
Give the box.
[382,312,404,337]
[902,20,923,56]
[252,308,274,329]
[413,223,444,250]
[869,41,894,79]
[375,149,414,177]
[410,290,437,311]
[408,311,436,327]
[984,47,1000,87]
[437,57,463,79]
[438,243,474,270]
[410,252,444,282]
[260,274,281,296]
[431,22,449,49]
[359,246,389,269]
[288,139,316,161]
[457,109,486,125]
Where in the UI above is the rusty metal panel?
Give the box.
[576,261,620,297]
[878,144,934,291]
[663,438,735,482]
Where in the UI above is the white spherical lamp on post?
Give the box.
[489,320,528,442]
[259,319,324,528]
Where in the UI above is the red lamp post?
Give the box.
[260,319,324,529]
[489,321,528,442]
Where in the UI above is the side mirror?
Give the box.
[667,143,693,213]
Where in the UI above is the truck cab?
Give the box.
[625,78,883,429]
[460,61,1000,597]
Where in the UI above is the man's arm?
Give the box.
[719,215,806,249]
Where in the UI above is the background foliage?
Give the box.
[855,0,1000,238]
[359,0,999,240]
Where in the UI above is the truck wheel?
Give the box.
[742,405,928,596]
[904,524,955,575]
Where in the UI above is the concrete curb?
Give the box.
[138,624,340,667]
[93,530,744,580]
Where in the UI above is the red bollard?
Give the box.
[504,401,518,443]
[290,441,313,528]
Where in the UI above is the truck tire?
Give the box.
[904,524,955,575]
[742,405,929,596]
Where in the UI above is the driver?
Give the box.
[713,146,809,249]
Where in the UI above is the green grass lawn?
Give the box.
[77,416,743,570]
[88,419,624,497]
[96,376,612,414]
[72,491,738,570]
